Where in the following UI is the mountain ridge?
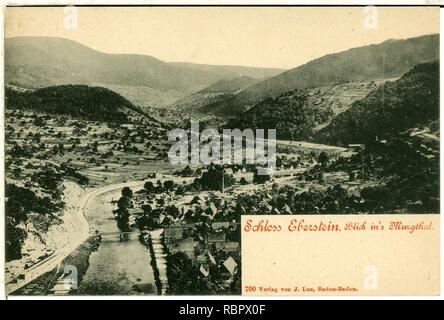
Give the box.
[201,34,439,116]
[168,62,284,80]
[5,36,283,96]
[168,76,259,114]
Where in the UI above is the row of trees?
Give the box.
[115,187,134,231]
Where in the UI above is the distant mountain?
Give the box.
[314,61,439,145]
[169,76,258,113]
[169,62,283,80]
[5,85,137,122]
[204,34,439,116]
[198,76,258,94]
[93,83,184,109]
[5,37,282,104]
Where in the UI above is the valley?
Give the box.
[4,33,440,296]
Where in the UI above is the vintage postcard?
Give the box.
[2,5,440,296]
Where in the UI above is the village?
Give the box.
[105,139,368,294]
[5,98,438,295]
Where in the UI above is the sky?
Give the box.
[5,6,440,69]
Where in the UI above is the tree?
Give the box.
[116,196,131,231]
[92,141,99,153]
[179,165,194,177]
[349,171,355,181]
[166,252,198,294]
[6,218,27,261]
[58,143,65,155]
[144,181,155,193]
[32,170,61,191]
[117,196,131,212]
[318,151,329,167]
[122,187,133,198]
[12,167,22,178]
[197,164,234,191]
[239,177,248,185]
[33,117,45,126]
[52,145,59,155]
[253,168,271,184]
[164,180,175,191]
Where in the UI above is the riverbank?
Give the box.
[7,176,175,295]
[11,233,102,295]
[76,185,157,295]
[140,229,168,295]
[6,181,90,294]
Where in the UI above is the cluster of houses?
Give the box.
[164,221,240,288]
[130,185,241,293]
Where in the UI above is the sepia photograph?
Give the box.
[2,5,440,296]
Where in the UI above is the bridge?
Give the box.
[99,231,141,242]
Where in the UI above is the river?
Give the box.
[79,187,157,295]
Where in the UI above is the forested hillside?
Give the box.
[5,85,136,122]
[315,61,439,145]
[226,90,321,140]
